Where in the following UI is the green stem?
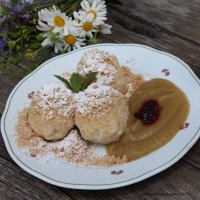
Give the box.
[15,29,35,43]
[34,0,66,10]
[35,45,49,54]
[63,0,82,15]
[61,0,76,12]
[94,27,99,39]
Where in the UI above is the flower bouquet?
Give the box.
[0,0,112,77]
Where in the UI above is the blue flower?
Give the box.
[2,29,9,34]
[0,17,6,23]
[11,4,24,14]
[3,50,13,56]
[0,38,7,50]
[21,14,30,23]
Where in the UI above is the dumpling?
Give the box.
[75,83,129,144]
[28,83,75,140]
[76,49,128,94]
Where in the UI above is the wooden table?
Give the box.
[0,0,200,199]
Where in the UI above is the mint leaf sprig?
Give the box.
[54,72,98,93]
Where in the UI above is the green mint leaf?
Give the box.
[54,75,73,91]
[70,73,82,93]
[81,72,98,90]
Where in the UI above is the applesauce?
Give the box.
[106,78,190,161]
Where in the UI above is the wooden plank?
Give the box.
[0,1,199,198]
[105,13,200,77]
[0,67,22,115]
[100,24,200,76]
[184,141,200,169]
[0,128,14,163]
[60,160,200,200]
[0,157,72,200]
[108,0,200,44]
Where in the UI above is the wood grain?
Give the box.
[0,66,21,114]
[184,141,200,169]
[109,0,200,44]
[0,157,72,200]
[61,160,200,200]
[0,0,200,199]
[105,13,200,75]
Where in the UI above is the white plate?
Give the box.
[1,44,200,190]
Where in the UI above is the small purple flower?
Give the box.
[0,17,6,23]
[161,68,170,76]
[165,72,170,76]
[2,29,9,34]
[3,50,13,56]
[30,153,36,157]
[0,38,7,50]
[180,122,190,130]
[111,170,124,175]
[185,123,190,127]
[21,14,30,23]
[28,91,34,99]
[11,4,24,14]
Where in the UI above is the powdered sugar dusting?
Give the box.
[77,49,117,85]
[62,72,71,81]
[16,108,128,166]
[15,49,145,167]
[122,67,144,98]
[32,83,75,120]
[75,83,123,119]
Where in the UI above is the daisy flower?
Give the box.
[62,33,86,52]
[75,13,102,38]
[41,32,63,53]
[79,0,107,23]
[38,5,75,35]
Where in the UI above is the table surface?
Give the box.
[0,0,200,199]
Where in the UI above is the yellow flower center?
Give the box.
[87,10,97,19]
[65,35,76,45]
[54,16,65,27]
[83,22,93,31]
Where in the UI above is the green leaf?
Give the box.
[54,72,98,93]
[70,73,82,93]
[81,72,98,90]
[2,32,7,39]
[1,6,9,16]
[54,75,73,91]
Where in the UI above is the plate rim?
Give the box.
[1,43,200,190]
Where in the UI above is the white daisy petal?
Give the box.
[80,1,88,11]
[73,11,79,20]
[37,5,73,35]
[75,0,108,28]
[91,1,97,10]
[41,32,63,53]
[88,31,93,38]
[80,31,86,38]
[84,0,91,10]
[42,38,50,46]
[37,21,52,32]
[100,23,112,34]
